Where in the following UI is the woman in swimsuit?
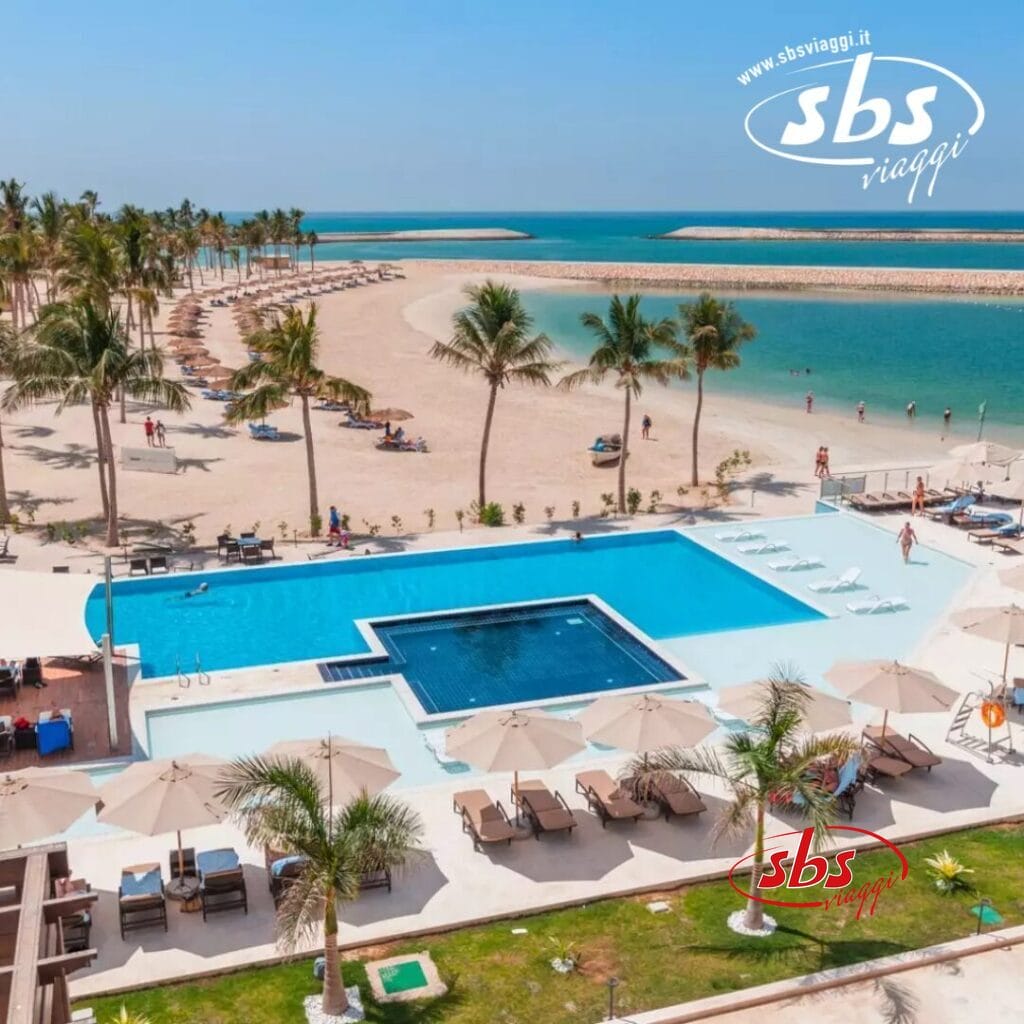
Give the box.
[911,476,926,516]
[897,521,918,564]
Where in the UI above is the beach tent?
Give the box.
[0,570,97,659]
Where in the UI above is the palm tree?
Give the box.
[217,754,423,1017]
[677,293,756,486]
[430,281,559,509]
[3,299,190,546]
[306,230,319,275]
[559,295,686,514]
[0,323,14,524]
[30,191,65,297]
[628,673,859,932]
[226,304,370,535]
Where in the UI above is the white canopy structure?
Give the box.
[0,570,98,658]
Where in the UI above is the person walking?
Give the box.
[155,420,166,447]
[143,416,155,447]
[821,447,831,478]
[906,400,916,420]
[897,521,918,564]
[641,413,652,440]
[805,391,814,414]
[911,475,926,515]
[856,400,865,423]
[814,446,824,478]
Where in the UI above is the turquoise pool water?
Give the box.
[88,530,821,678]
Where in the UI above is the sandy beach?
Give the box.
[0,259,983,555]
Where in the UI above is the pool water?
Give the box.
[89,530,822,678]
[322,600,682,714]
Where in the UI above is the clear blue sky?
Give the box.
[4,0,1020,211]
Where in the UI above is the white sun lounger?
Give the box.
[715,529,766,543]
[846,595,909,614]
[768,556,824,572]
[808,568,862,593]
[738,540,788,555]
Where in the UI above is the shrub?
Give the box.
[544,505,555,521]
[277,520,289,539]
[309,513,322,536]
[924,850,974,894]
[340,514,350,531]
[478,502,505,527]
[424,508,436,530]
[714,449,753,502]
[7,513,20,533]
[390,515,403,534]
[455,509,465,532]
[599,492,616,517]
[361,519,381,537]
[512,503,526,525]
[571,500,580,519]
[626,488,642,515]
[180,521,196,546]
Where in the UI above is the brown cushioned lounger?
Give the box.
[453,789,516,849]
[863,725,941,770]
[574,769,644,827]
[994,538,1024,555]
[514,780,577,838]
[642,772,707,821]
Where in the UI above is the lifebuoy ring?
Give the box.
[981,701,1006,729]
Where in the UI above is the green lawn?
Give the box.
[79,824,1024,1024]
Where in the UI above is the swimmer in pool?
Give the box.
[185,582,209,598]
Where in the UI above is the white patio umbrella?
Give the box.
[825,660,958,738]
[579,693,716,756]
[952,604,1024,684]
[0,768,98,847]
[949,441,1021,467]
[265,735,399,805]
[718,680,852,734]
[97,754,228,882]
[445,708,585,800]
[929,459,1000,489]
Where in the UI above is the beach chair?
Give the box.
[792,754,864,820]
[863,726,941,771]
[223,540,241,563]
[148,555,169,574]
[846,595,908,614]
[808,568,862,593]
[0,669,16,701]
[714,528,765,543]
[513,780,577,839]
[864,750,914,781]
[453,789,516,849]
[994,537,1024,555]
[118,863,167,939]
[924,495,974,521]
[952,509,1012,530]
[241,543,262,564]
[197,848,248,920]
[967,523,1022,544]
[574,770,644,827]
[849,493,886,512]
[259,538,276,559]
[264,846,307,907]
[128,557,149,576]
[768,556,824,571]
[737,539,788,554]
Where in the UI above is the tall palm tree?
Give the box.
[628,673,858,932]
[217,754,423,1017]
[0,323,14,524]
[677,292,756,486]
[559,295,686,514]
[3,300,190,546]
[430,281,559,509]
[30,191,65,297]
[306,231,319,274]
[226,304,370,535]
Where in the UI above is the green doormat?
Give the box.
[379,960,428,994]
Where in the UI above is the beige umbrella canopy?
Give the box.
[825,660,958,737]
[999,565,1024,591]
[266,736,399,805]
[718,680,852,734]
[579,693,716,754]
[446,708,585,800]
[0,767,98,847]
[370,408,413,423]
[952,604,1024,683]
[929,459,999,487]
[949,441,1021,466]
[97,755,229,879]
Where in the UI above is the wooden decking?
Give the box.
[2,656,132,769]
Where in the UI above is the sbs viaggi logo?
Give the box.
[737,31,985,203]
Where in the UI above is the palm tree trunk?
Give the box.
[91,403,110,522]
[743,802,767,930]
[0,416,9,525]
[100,405,119,547]
[691,368,705,487]
[321,898,348,1014]
[617,387,632,514]
[301,394,320,535]
[478,383,499,509]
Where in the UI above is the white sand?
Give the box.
[0,262,978,549]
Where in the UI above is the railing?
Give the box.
[195,654,211,686]
[175,655,190,688]
[820,463,937,500]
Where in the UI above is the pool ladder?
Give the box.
[175,654,211,688]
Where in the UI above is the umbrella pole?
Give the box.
[1003,639,1011,686]
[177,829,185,880]
[513,769,520,825]
[881,709,889,740]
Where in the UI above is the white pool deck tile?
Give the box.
[62,509,1024,998]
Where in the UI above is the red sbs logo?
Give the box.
[728,826,909,919]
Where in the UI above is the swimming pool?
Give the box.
[321,599,683,714]
[88,529,823,678]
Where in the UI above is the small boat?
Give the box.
[588,433,625,467]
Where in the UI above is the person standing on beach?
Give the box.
[906,401,916,420]
[155,420,166,447]
[821,447,831,478]
[897,521,918,564]
[805,391,814,414]
[327,504,341,545]
[857,401,865,423]
[943,407,952,437]
[911,476,926,515]
[143,416,155,447]
[641,414,652,440]
[814,447,824,478]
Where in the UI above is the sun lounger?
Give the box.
[924,495,975,521]
[714,529,765,542]
[341,413,384,430]
[846,596,908,614]
[792,754,864,819]
[808,568,862,593]
[863,726,941,771]
[768,556,824,571]
[849,493,886,512]
[575,770,644,827]
[197,847,248,920]
[865,752,914,780]
[118,863,167,939]
[453,789,516,849]
[128,557,149,576]
[993,537,1024,555]
[513,780,577,839]
[148,555,169,573]
[631,771,707,821]
[738,539,788,554]
[264,846,307,906]
[248,423,281,441]
[952,510,1012,529]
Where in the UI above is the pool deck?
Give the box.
[60,507,1024,1000]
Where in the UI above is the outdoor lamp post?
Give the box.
[606,976,619,1021]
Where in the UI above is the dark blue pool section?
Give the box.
[89,529,824,678]
[319,600,682,714]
